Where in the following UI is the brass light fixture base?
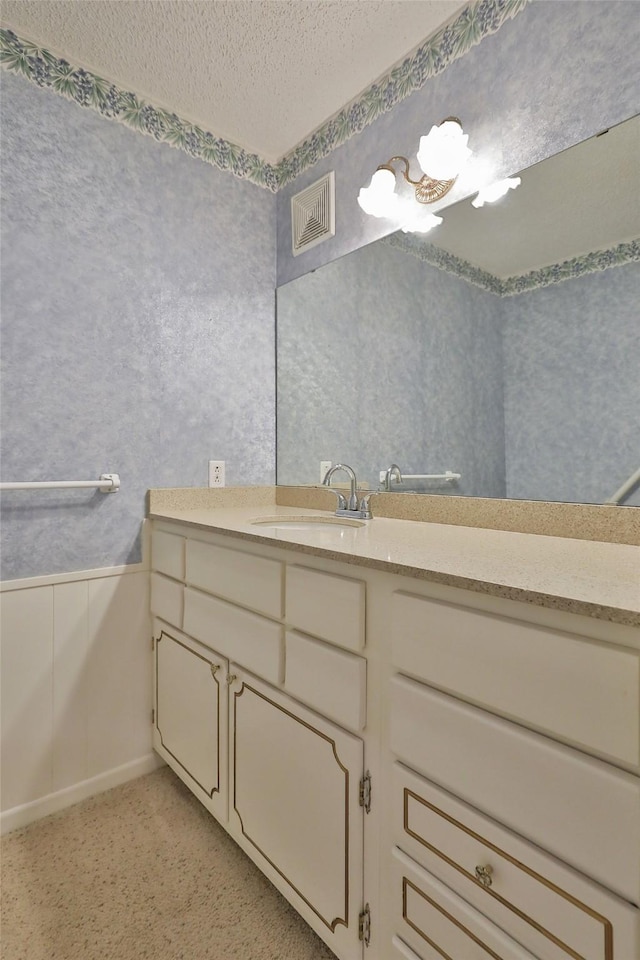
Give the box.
[378,156,456,205]
[414,175,456,204]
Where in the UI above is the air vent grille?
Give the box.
[291,172,335,256]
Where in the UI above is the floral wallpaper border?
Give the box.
[0,26,279,190]
[0,0,528,192]
[384,233,503,294]
[274,0,528,188]
[499,241,640,296]
[384,233,640,296]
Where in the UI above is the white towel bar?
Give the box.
[605,466,640,505]
[0,474,120,493]
[401,472,461,482]
[379,470,460,484]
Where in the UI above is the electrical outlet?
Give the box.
[208,460,225,487]
[320,460,332,483]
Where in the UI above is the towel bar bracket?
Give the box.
[99,474,120,493]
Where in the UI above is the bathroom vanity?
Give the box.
[148,491,639,960]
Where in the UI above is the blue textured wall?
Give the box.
[504,262,640,505]
[2,0,638,582]
[277,239,506,497]
[276,1,639,284]
[0,72,276,580]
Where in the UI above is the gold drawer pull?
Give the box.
[475,864,493,888]
[226,673,237,686]
[210,663,219,677]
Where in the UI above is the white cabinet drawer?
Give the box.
[285,565,365,651]
[183,587,283,685]
[392,847,537,959]
[150,572,183,629]
[186,539,283,619]
[390,676,640,904]
[151,530,185,581]
[284,631,367,731]
[391,591,640,768]
[393,762,639,960]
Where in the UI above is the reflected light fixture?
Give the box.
[399,208,443,235]
[357,117,471,232]
[472,176,521,207]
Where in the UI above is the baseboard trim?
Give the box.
[1,753,165,835]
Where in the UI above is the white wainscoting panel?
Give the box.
[86,572,152,778]
[0,586,54,811]
[1,564,157,833]
[52,580,89,793]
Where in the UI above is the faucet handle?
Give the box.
[325,487,347,511]
[358,492,375,519]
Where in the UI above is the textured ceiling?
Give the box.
[0,0,465,162]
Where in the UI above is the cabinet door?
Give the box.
[229,667,364,960]
[153,620,228,822]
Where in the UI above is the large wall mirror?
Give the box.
[276,114,640,506]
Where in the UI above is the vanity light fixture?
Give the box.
[471,176,521,207]
[357,117,471,230]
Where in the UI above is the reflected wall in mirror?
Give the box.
[277,114,640,506]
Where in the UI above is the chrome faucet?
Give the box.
[322,463,372,519]
[383,463,403,491]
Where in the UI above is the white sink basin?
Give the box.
[250,515,365,532]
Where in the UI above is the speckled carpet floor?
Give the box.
[0,766,337,959]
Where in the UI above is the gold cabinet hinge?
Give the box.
[359,771,372,813]
[358,903,371,945]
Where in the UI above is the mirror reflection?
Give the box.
[277,115,640,505]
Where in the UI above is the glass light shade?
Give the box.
[471,176,522,207]
[400,209,443,234]
[357,168,399,218]
[416,120,472,181]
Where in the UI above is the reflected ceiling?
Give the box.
[422,115,640,278]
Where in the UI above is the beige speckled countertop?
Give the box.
[148,488,640,627]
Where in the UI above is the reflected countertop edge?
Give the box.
[148,491,640,627]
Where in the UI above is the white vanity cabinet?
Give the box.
[149,517,640,960]
[150,525,368,960]
[384,587,640,960]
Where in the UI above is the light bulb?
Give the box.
[471,177,521,207]
[417,120,471,181]
[357,168,399,218]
